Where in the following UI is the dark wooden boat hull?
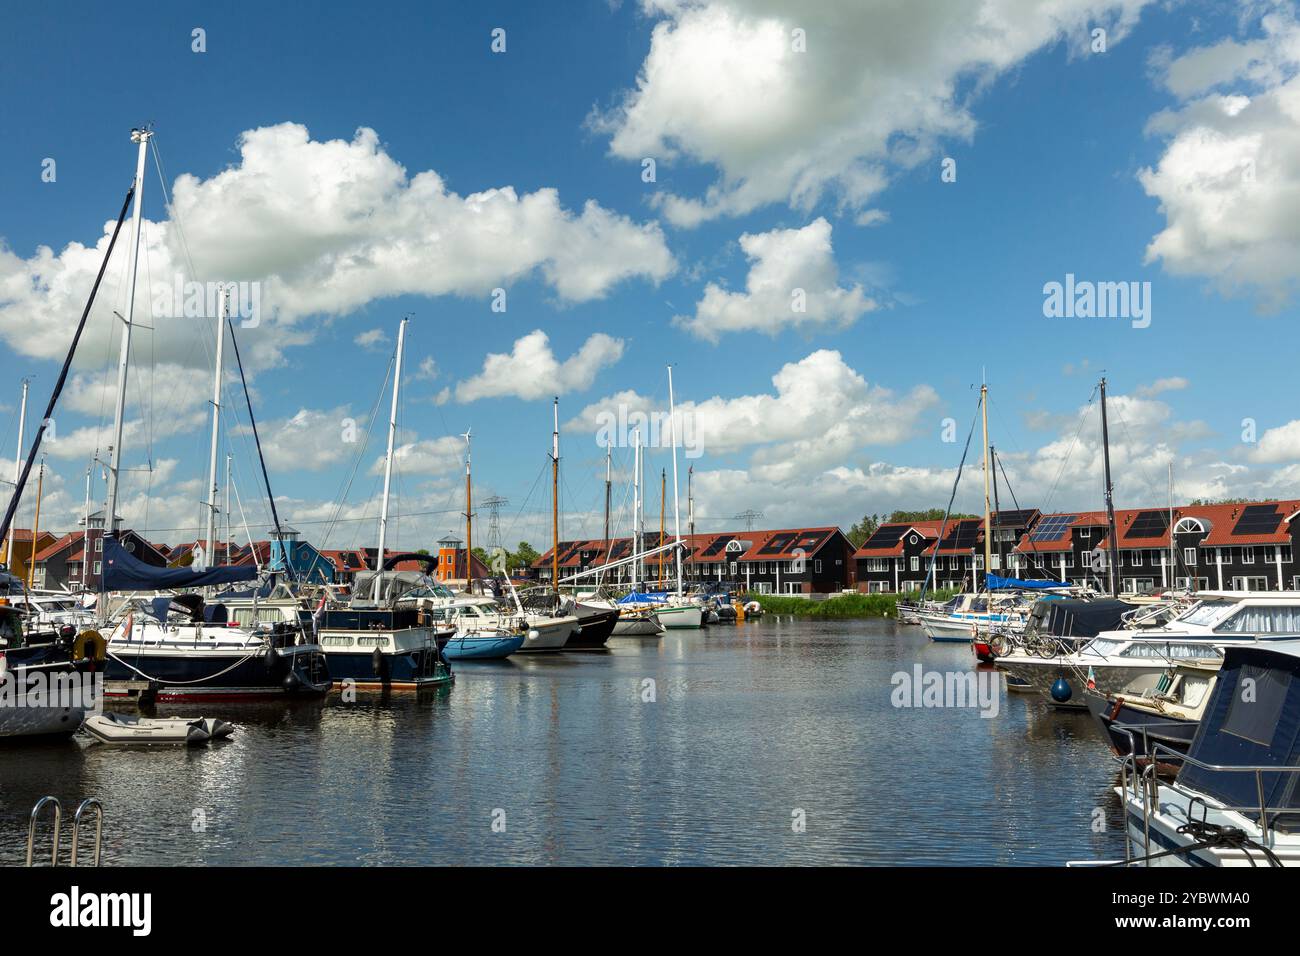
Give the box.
[569,605,619,649]
[1084,688,1197,767]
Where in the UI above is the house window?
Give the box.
[814,560,822,573]
[909,556,919,572]
[1130,550,1143,567]
[974,554,984,570]
[1184,548,1198,566]
[94,561,101,574]
[1062,553,1074,568]
[95,539,102,552]
[1241,547,1254,565]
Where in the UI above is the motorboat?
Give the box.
[1113,640,1300,866]
[995,591,1300,710]
[1084,659,1218,769]
[318,571,454,688]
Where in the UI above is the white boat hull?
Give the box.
[517,615,577,652]
[656,604,703,629]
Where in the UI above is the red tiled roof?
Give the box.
[854,521,947,559]
[1013,510,1109,554]
[33,532,81,563]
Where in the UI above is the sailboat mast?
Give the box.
[981,383,991,589]
[464,430,473,594]
[27,459,43,591]
[225,454,232,564]
[374,316,407,597]
[668,365,684,598]
[8,379,28,568]
[105,128,151,542]
[1100,377,1120,597]
[633,429,641,588]
[81,464,92,590]
[602,442,611,585]
[658,469,665,588]
[203,288,227,567]
[1168,461,1175,587]
[551,397,560,595]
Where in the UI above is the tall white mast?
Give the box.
[81,463,92,591]
[632,428,641,589]
[225,454,232,564]
[104,127,152,543]
[7,378,28,568]
[668,366,684,598]
[203,288,228,568]
[374,316,407,598]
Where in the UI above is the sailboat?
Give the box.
[646,367,702,629]
[92,129,330,700]
[316,317,454,688]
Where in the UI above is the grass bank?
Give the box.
[749,590,959,619]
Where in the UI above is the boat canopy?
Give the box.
[1028,597,1132,638]
[351,570,437,606]
[103,536,257,591]
[618,591,669,604]
[986,574,1066,591]
[1180,643,1300,832]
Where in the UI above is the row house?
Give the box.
[1014,500,1300,593]
[532,527,855,594]
[854,511,1042,593]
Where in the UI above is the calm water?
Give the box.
[0,618,1128,865]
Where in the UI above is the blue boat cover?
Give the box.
[618,591,670,604]
[103,535,257,591]
[986,574,1064,591]
[1180,644,1300,831]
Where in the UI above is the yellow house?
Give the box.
[0,529,59,584]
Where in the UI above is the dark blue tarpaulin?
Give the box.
[986,574,1066,591]
[1180,644,1300,831]
[102,535,257,592]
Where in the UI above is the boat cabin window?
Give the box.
[1214,604,1300,634]
[1175,599,1235,627]
[1117,641,1223,659]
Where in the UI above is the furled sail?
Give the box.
[102,536,256,591]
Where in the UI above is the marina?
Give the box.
[0,617,1132,867]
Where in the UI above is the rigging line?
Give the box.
[1038,385,1099,519]
[920,401,979,600]
[0,184,135,550]
[993,449,1054,580]
[297,356,394,581]
[97,506,470,539]
[501,456,549,547]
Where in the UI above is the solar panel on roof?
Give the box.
[1127,510,1170,539]
[759,533,796,555]
[864,526,907,548]
[939,519,981,550]
[1029,514,1077,542]
[994,509,1038,528]
[702,535,732,556]
[1232,504,1283,536]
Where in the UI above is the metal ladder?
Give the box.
[26,796,103,866]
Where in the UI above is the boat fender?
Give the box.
[527,629,540,642]
[265,645,278,671]
[283,669,301,690]
[372,646,384,675]
[73,629,107,663]
[0,653,7,681]
[1050,677,1073,703]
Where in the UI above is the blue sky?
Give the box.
[2,0,1298,555]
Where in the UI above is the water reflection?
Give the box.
[0,619,1127,865]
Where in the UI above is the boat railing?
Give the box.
[1116,735,1300,864]
[26,796,60,866]
[71,798,104,867]
[26,795,105,866]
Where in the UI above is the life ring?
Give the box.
[73,629,107,663]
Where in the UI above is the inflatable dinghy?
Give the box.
[82,713,235,746]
